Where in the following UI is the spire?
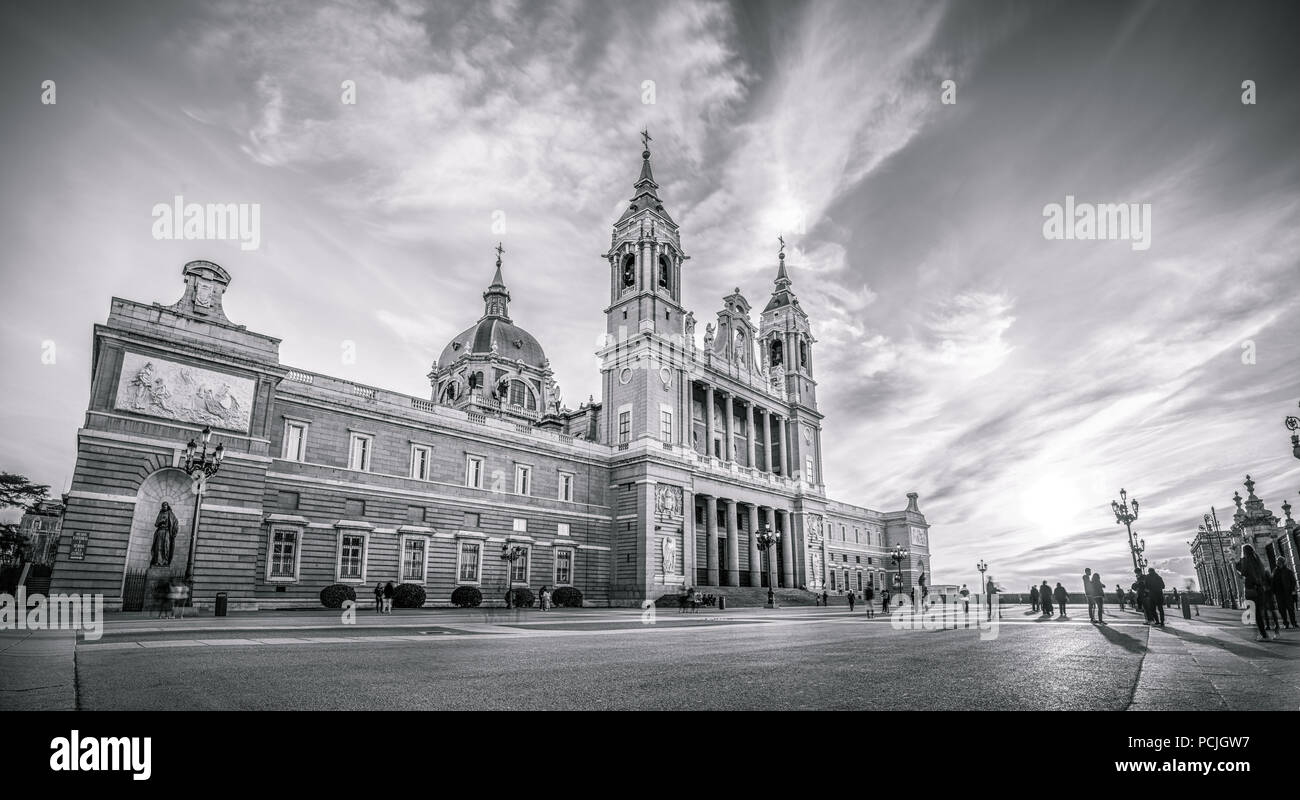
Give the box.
[775,235,791,288]
[617,128,674,226]
[482,242,511,321]
[763,234,798,313]
[637,127,655,185]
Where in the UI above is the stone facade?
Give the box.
[48,145,930,610]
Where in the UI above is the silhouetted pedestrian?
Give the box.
[1090,572,1106,623]
[1053,582,1069,618]
[1039,580,1052,618]
[1273,557,1297,629]
[1237,545,1271,641]
[1145,568,1165,626]
[1029,584,1039,613]
[847,590,856,612]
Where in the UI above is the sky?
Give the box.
[1,0,1298,592]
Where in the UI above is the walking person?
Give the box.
[539,585,550,611]
[1083,568,1097,622]
[1115,584,1126,612]
[1261,568,1281,635]
[822,590,829,608]
[1090,572,1106,623]
[865,584,875,618]
[847,589,856,612]
[373,581,384,614]
[959,584,970,616]
[881,591,890,614]
[1145,567,1165,627]
[985,577,999,621]
[1132,570,1148,622]
[1236,544,1272,641]
[1053,582,1069,619]
[1029,583,1039,613]
[1039,580,1053,618]
[382,580,395,614]
[1272,557,1297,629]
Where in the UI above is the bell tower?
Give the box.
[603,129,688,340]
[760,241,823,487]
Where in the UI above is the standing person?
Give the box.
[864,584,875,618]
[1145,568,1165,627]
[1090,572,1106,623]
[959,584,970,616]
[1053,582,1069,619]
[985,577,999,621]
[1039,580,1053,618]
[1115,584,1126,612]
[881,591,890,614]
[539,585,550,611]
[1132,571,1148,622]
[1261,568,1281,635]
[1029,584,1039,613]
[373,581,384,614]
[822,590,829,608]
[1236,545,1271,642]
[847,589,856,612]
[1083,568,1097,623]
[1171,587,1180,608]
[382,580,395,614]
[686,586,697,613]
[1272,557,1297,629]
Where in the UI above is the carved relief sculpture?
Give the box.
[115,353,255,432]
[654,484,684,517]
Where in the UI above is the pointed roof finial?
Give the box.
[640,127,652,156]
[495,241,505,268]
[778,234,786,260]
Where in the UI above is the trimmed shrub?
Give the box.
[320,583,357,609]
[451,585,483,607]
[552,586,583,607]
[392,583,427,608]
[508,587,535,608]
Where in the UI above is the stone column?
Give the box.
[745,401,756,468]
[704,495,719,586]
[724,498,739,586]
[760,408,773,473]
[747,503,761,587]
[724,393,735,462]
[683,488,696,587]
[704,384,715,460]
[777,413,790,477]
[779,509,795,588]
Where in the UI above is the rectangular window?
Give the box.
[829,571,837,591]
[410,445,432,480]
[515,464,531,496]
[555,548,573,585]
[660,409,673,442]
[402,538,427,583]
[619,411,631,444]
[857,573,863,591]
[269,528,298,580]
[465,455,484,488]
[463,512,480,528]
[348,433,373,472]
[339,533,365,581]
[283,421,307,462]
[458,541,481,584]
[556,522,571,537]
[511,547,530,584]
[558,472,574,502]
[806,456,815,482]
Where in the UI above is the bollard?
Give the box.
[215,591,228,617]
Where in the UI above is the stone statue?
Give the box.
[150,501,179,567]
[703,322,715,349]
[550,381,563,413]
[684,311,696,340]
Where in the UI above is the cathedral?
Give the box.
[49,139,931,610]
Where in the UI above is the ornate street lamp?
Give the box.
[755,524,781,607]
[500,544,527,607]
[976,559,991,619]
[182,425,224,586]
[1111,488,1140,573]
[1284,400,1299,460]
[890,545,909,606]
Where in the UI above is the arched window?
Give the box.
[658,255,671,289]
[799,339,808,367]
[770,339,783,366]
[508,379,537,411]
[621,254,636,289]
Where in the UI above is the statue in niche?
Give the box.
[684,312,696,341]
[150,501,179,567]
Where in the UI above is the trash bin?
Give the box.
[1181,595,1192,620]
[718,596,726,611]
[215,591,228,617]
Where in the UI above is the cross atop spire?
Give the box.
[778,234,786,261]
[495,241,504,267]
[640,127,652,155]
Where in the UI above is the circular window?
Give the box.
[619,367,633,385]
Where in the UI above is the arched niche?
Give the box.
[124,468,194,575]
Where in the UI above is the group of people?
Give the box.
[1236,547,1297,642]
[1028,579,1078,620]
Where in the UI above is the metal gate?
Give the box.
[121,569,147,612]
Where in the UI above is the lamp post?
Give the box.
[755,524,781,607]
[500,544,526,607]
[1284,400,1299,459]
[1111,489,1140,573]
[891,545,909,607]
[976,559,990,619]
[181,425,224,587]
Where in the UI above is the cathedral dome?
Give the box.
[434,248,548,371]
[438,317,547,369]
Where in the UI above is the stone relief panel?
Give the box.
[115,352,255,432]
[654,484,683,518]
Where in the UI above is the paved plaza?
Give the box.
[3,602,1297,711]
